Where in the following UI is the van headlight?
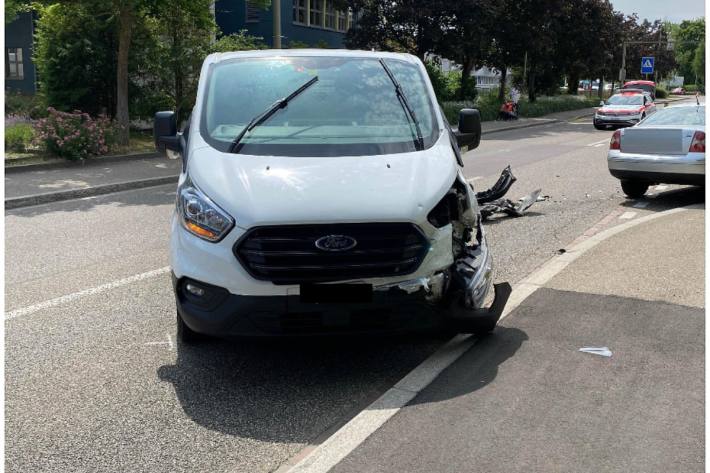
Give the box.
[177,177,234,242]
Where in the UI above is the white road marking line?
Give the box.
[632,201,649,208]
[619,211,637,219]
[654,185,669,191]
[286,204,695,473]
[5,267,171,321]
[586,138,609,147]
[144,333,174,350]
[593,143,606,147]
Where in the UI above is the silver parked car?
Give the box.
[607,104,705,197]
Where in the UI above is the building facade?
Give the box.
[5,11,37,95]
[215,0,353,48]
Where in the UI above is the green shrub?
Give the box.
[425,62,477,102]
[517,95,598,117]
[211,30,267,52]
[34,108,118,160]
[685,84,698,92]
[5,123,34,152]
[441,94,597,124]
[5,92,46,119]
[655,87,668,99]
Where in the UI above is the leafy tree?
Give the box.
[145,0,215,123]
[5,0,30,23]
[345,0,449,59]
[34,3,117,115]
[671,18,705,85]
[440,0,495,99]
[692,41,704,90]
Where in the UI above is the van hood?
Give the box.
[187,138,459,229]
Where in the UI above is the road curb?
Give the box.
[5,175,178,210]
[4,152,160,174]
[282,203,697,473]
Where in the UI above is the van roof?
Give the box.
[205,49,421,65]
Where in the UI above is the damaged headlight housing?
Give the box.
[177,176,234,242]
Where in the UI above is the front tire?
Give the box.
[594,123,605,130]
[620,180,649,198]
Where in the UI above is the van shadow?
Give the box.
[157,327,526,443]
[409,326,528,406]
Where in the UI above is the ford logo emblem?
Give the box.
[315,235,357,252]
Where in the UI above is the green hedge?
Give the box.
[441,94,598,124]
[655,87,668,99]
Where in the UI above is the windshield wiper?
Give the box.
[228,76,319,153]
[379,58,424,151]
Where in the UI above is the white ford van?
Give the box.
[154,50,510,342]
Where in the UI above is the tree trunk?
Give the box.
[598,76,604,99]
[116,3,134,146]
[528,69,536,102]
[497,66,507,102]
[568,72,579,95]
[459,56,475,100]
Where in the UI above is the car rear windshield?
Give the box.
[199,56,440,156]
[606,94,643,105]
[640,106,705,126]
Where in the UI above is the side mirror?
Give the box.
[599,100,605,106]
[454,108,482,150]
[154,111,181,154]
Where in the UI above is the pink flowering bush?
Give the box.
[34,108,118,160]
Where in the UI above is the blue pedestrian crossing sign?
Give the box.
[641,57,654,74]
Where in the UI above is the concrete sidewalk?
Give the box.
[4,155,181,208]
[315,205,705,473]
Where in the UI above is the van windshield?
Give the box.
[200,56,439,156]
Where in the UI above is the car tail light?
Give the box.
[610,130,621,150]
[689,131,705,153]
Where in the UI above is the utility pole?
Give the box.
[619,41,627,84]
[272,0,281,49]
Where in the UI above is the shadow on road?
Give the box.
[620,185,705,212]
[157,333,446,443]
[409,327,528,406]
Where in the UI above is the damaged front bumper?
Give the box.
[174,231,510,337]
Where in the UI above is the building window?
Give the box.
[337,10,346,31]
[325,2,335,29]
[292,0,353,31]
[7,48,23,80]
[309,0,322,27]
[293,0,307,24]
[246,1,260,23]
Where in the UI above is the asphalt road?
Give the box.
[5,115,703,472]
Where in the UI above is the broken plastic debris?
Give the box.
[476,167,543,221]
[579,346,612,357]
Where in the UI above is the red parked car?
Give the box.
[594,91,657,130]
[671,87,687,95]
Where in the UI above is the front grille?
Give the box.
[234,223,430,284]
